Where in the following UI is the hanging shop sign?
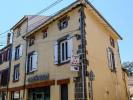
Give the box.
[70,55,79,72]
[28,73,49,83]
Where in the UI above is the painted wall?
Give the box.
[25,7,81,100]
[85,5,128,100]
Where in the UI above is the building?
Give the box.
[0,33,11,100]
[128,76,133,98]
[8,15,49,100]
[0,0,129,100]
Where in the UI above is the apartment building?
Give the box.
[0,33,11,100]
[7,15,49,100]
[0,0,128,100]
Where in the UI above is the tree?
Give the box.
[123,61,133,76]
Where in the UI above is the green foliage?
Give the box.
[123,61,133,76]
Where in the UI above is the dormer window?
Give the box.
[58,16,69,30]
[29,36,35,46]
[110,37,115,48]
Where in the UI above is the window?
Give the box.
[29,36,35,46]
[15,46,20,60]
[58,16,69,30]
[15,45,23,60]
[17,27,21,37]
[110,37,115,48]
[61,84,68,100]
[0,49,10,64]
[27,51,38,73]
[107,47,115,71]
[60,40,68,63]
[1,69,9,86]
[13,64,20,81]
[42,28,48,39]
[54,35,73,65]
[11,91,20,100]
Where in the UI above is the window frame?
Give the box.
[27,51,38,73]
[60,39,69,63]
[15,45,20,60]
[107,47,116,71]
[110,37,115,48]
[28,36,35,46]
[58,16,69,30]
[42,28,48,39]
[16,27,21,37]
[13,64,20,82]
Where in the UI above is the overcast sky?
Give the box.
[0,0,133,62]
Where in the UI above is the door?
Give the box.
[35,93,44,100]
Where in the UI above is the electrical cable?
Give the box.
[0,0,63,36]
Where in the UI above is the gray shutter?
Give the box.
[54,41,59,64]
[19,45,23,57]
[32,52,38,71]
[12,48,15,61]
[67,35,73,60]
[107,48,112,69]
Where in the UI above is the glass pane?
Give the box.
[62,43,64,61]
[65,42,68,60]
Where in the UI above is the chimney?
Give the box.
[7,33,11,45]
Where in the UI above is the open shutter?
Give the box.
[12,48,15,61]
[25,58,28,74]
[32,52,38,71]
[67,35,73,60]
[19,45,23,57]
[54,41,59,64]
[107,48,112,69]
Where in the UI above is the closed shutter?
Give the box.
[54,41,59,64]
[32,52,38,71]
[67,35,73,60]
[19,45,23,57]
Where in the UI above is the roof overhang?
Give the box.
[85,0,122,40]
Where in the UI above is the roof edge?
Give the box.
[85,0,122,40]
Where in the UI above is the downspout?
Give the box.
[7,32,14,100]
[23,19,29,100]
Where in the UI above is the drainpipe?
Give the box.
[7,32,12,100]
[23,19,29,100]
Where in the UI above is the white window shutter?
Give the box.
[54,41,58,64]
[32,52,38,71]
[12,48,15,61]
[67,35,73,59]
[19,45,23,57]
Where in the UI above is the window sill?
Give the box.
[27,69,37,75]
[57,60,70,66]
[13,79,19,83]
